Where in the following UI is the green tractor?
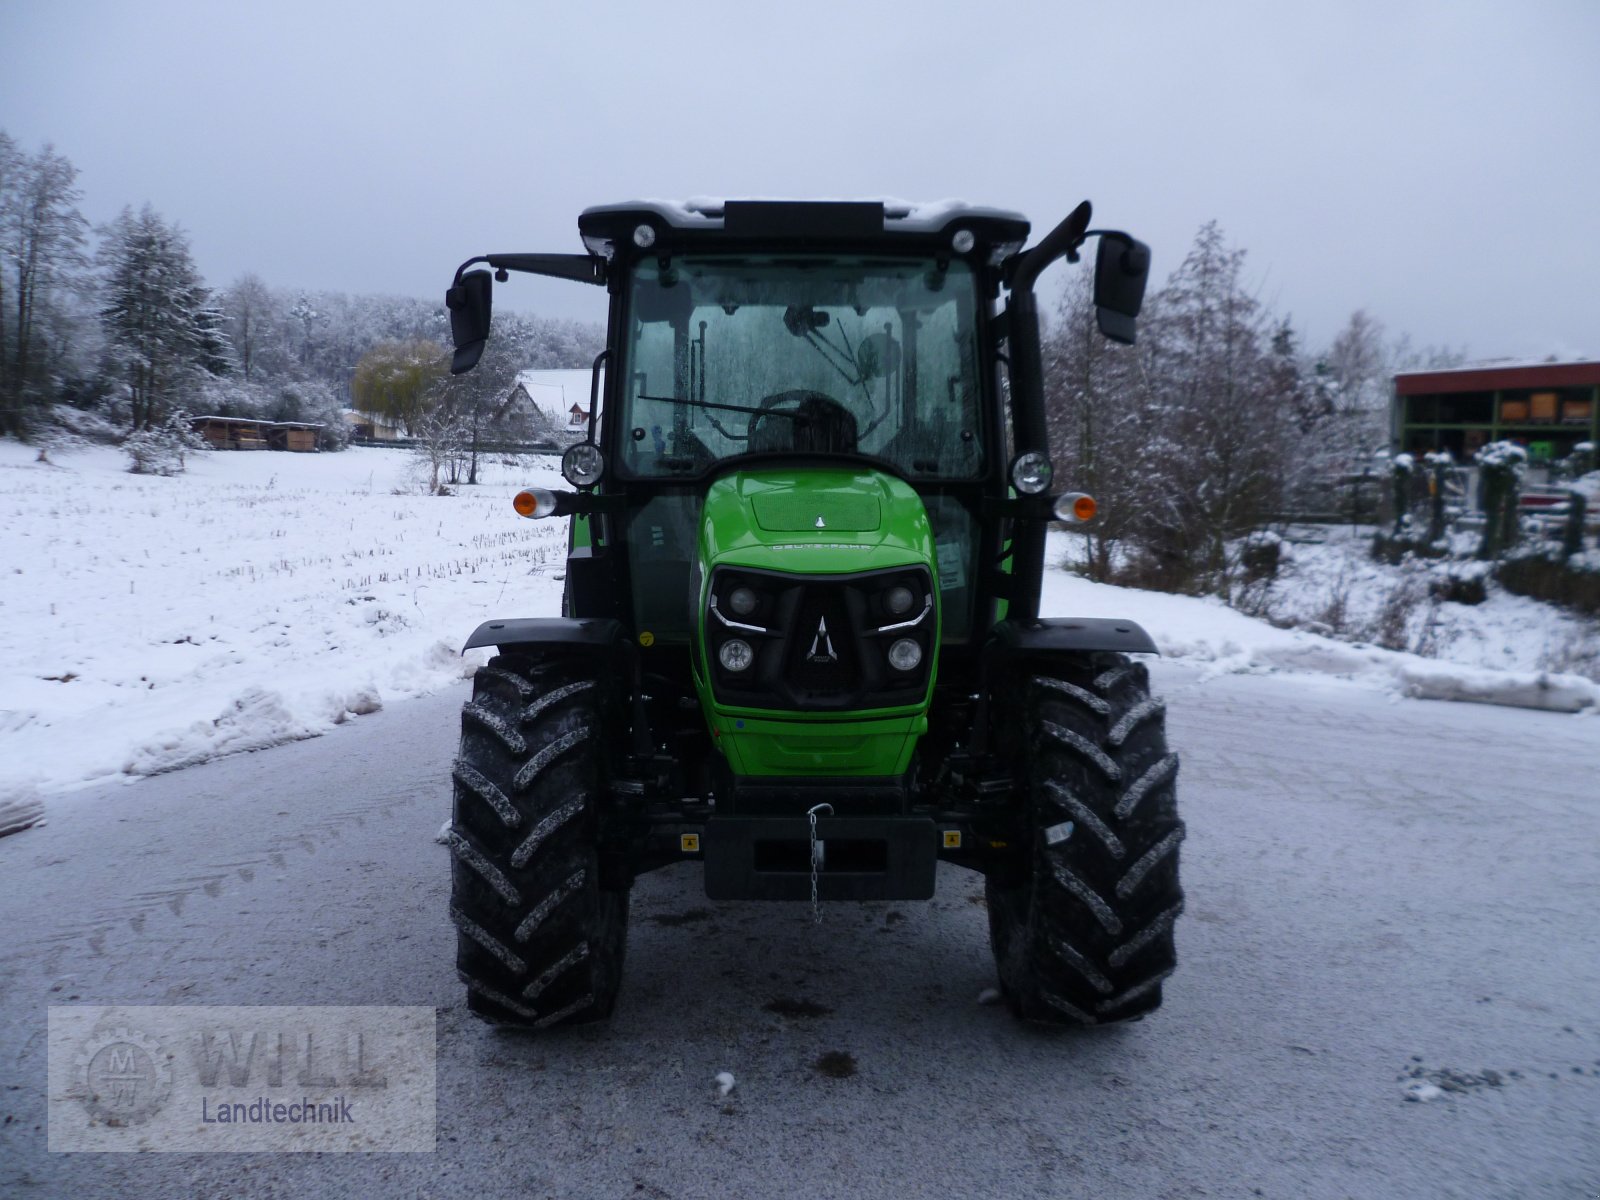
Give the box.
[443,198,1182,1029]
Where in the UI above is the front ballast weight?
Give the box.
[442,196,1178,1030]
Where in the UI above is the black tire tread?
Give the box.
[988,651,1184,1025]
[450,653,628,1028]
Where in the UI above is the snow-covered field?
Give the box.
[1,441,565,799]
[2,441,1594,807]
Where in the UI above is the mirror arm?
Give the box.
[452,254,606,287]
[489,253,607,287]
[451,255,491,285]
[1008,200,1092,296]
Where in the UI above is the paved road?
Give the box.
[2,663,1597,1199]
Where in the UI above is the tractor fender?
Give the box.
[986,616,1159,658]
[461,617,626,655]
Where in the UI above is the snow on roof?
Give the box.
[1393,357,1600,394]
[579,197,1030,239]
[191,415,324,429]
[514,369,601,427]
[636,196,987,222]
[1394,356,1600,378]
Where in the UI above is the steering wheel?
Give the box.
[747,390,859,454]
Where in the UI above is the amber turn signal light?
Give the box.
[1052,492,1097,524]
[512,488,558,519]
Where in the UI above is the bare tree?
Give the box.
[411,408,467,495]
[1043,272,1155,580]
[219,273,280,381]
[0,135,89,436]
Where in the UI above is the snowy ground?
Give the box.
[0,441,563,798]
[2,441,1595,813]
[1,664,1595,1197]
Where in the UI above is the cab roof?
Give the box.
[577,198,1031,263]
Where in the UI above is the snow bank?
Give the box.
[1395,663,1599,713]
[0,442,567,797]
[1042,531,1598,714]
[0,782,46,838]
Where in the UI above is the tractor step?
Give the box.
[703,814,937,901]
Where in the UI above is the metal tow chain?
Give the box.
[807,803,833,924]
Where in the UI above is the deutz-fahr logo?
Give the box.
[807,617,838,663]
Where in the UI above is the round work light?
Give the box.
[887,638,922,672]
[719,639,754,672]
[561,442,605,487]
[1010,450,1054,495]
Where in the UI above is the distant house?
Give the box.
[511,369,601,445]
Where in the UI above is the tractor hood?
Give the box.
[699,467,934,574]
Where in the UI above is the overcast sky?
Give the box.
[3,0,1597,360]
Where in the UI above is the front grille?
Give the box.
[784,585,859,700]
[705,565,934,712]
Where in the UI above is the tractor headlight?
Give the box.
[1010,450,1054,495]
[718,638,754,672]
[885,585,915,615]
[728,586,759,617]
[887,638,922,671]
[562,442,605,487]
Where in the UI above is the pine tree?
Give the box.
[97,204,228,431]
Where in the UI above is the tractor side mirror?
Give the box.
[1093,233,1151,346]
[446,269,493,374]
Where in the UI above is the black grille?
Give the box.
[784,585,858,700]
[705,566,934,712]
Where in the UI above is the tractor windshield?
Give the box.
[617,256,986,480]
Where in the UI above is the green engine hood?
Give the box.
[699,466,934,574]
[693,466,938,777]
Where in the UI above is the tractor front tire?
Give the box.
[987,652,1184,1025]
[448,652,629,1028]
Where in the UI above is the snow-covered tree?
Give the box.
[97,205,228,430]
[0,133,91,436]
[123,408,206,475]
[1474,440,1526,560]
[1136,221,1288,592]
[1042,271,1155,581]
[218,273,288,381]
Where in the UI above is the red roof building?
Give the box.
[1393,360,1600,464]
